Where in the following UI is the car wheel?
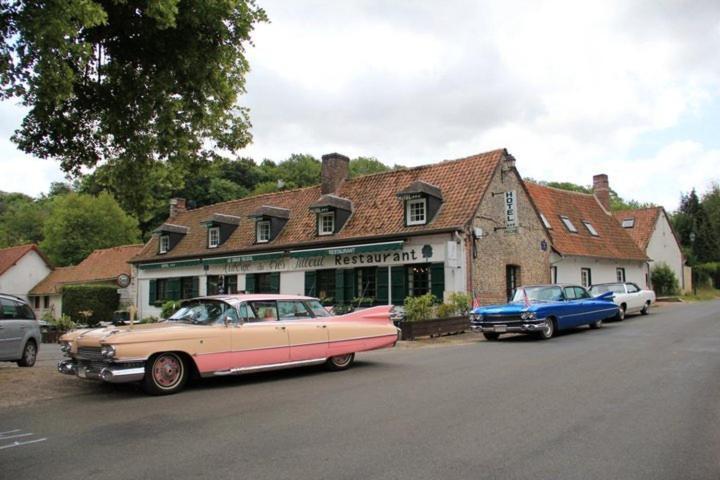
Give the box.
[143,352,188,395]
[325,353,355,371]
[483,332,500,341]
[537,318,555,340]
[615,305,626,321]
[17,340,37,367]
[641,302,650,315]
[589,319,603,329]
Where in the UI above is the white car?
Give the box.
[589,282,655,321]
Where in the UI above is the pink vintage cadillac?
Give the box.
[58,295,400,395]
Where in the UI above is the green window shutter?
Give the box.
[269,272,280,294]
[167,278,181,301]
[335,269,346,305]
[391,266,407,306]
[344,269,355,304]
[304,271,317,297]
[376,266,389,305]
[148,279,157,305]
[430,263,445,302]
[191,277,199,298]
[245,274,256,294]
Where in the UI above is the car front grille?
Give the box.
[77,347,103,361]
[481,314,523,323]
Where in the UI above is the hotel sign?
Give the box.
[505,190,518,232]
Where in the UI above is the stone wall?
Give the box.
[469,161,551,305]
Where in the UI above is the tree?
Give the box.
[672,189,719,264]
[1,0,267,174]
[349,157,391,177]
[41,192,140,266]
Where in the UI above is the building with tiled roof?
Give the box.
[526,175,650,289]
[0,244,52,301]
[29,244,144,318]
[132,149,553,316]
[613,207,686,292]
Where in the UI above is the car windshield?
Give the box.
[168,301,234,325]
[307,300,331,317]
[511,286,563,303]
[590,284,624,295]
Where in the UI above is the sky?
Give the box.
[1,0,719,211]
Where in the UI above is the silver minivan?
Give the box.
[0,294,41,367]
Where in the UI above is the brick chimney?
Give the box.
[592,174,610,211]
[169,198,187,218]
[321,153,350,195]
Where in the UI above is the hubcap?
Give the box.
[25,344,36,364]
[543,321,553,338]
[153,355,182,388]
[333,354,352,367]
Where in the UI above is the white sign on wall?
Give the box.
[505,190,518,232]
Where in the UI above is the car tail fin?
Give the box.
[335,305,393,324]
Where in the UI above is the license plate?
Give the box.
[494,325,507,333]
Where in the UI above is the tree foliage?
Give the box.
[62,284,119,326]
[41,192,140,266]
[1,0,267,174]
[672,188,720,264]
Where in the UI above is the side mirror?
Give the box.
[223,316,232,327]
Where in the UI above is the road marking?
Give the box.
[0,433,33,440]
[0,438,47,450]
[0,429,20,436]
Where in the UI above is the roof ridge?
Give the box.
[178,184,319,216]
[526,181,595,198]
[0,243,34,252]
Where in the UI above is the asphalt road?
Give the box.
[2,301,720,480]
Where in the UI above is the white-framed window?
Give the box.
[616,267,626,282]
[540,213,552,229]
[581,268,592,288]
[159,235,170,254]
[560,215,578,233]
[583,221,599,236]
[318,212,335,235]
[208,227,220,248]
[406,198,427,225]
[622,218,635,228]
[256,221,271,243]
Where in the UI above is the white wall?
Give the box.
[280,271,305,296]
[0,250,52,301]
[646,212,685,290]
[551,254,648,288]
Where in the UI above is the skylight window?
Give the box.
[540,213,552,229]
[622,218,635,228]
[560,215,578,233]
[583,221,599,236]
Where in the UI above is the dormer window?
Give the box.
[248,206,290,244]
[309,194,353,237]
[406,198,427,225]
[397,181,443,227]
[582,221,599,236]
[257,221,271,243]
[560,215,578,233]
[318,212,335,235]
[154,223,189,254]
[208,227,220,248]
[622,218,635,228]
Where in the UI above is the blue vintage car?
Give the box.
[470,284,618,340]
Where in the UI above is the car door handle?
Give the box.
[316,325,327,329]
[275,326,286,331]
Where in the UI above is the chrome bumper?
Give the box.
[471,319,548,334]
[58,359,145,384]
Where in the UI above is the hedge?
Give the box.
[62,284,120,327]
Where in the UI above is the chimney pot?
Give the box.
[170,197,187,218]
[321,153,350,195]
[592,174,610,211]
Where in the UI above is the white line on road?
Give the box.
[0,438,47,450]
[0,429,21,436]
[0,433,33,440]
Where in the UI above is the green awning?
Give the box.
[290,241,404,258]
[202,252,284,266]
[139,259,202,270]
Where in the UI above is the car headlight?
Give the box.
[470,313,483,322]
[521,312,537,320]
[100,345,116,359]
[60,341,72,354]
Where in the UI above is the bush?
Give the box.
[161,300,181,319]
[404,293,437,322]
[448,292,471,316]
[651,263,679,296]
[62,284,119,327]
[50,314,76,332]
[695,262,720,289]
[436,303,457,319]
[139,316,160,324]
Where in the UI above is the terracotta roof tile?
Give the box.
[29,244,143,295]
[132,150,506,263]
[526,183,647,261]
[612,207,662,251]
[0,244,51,276]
